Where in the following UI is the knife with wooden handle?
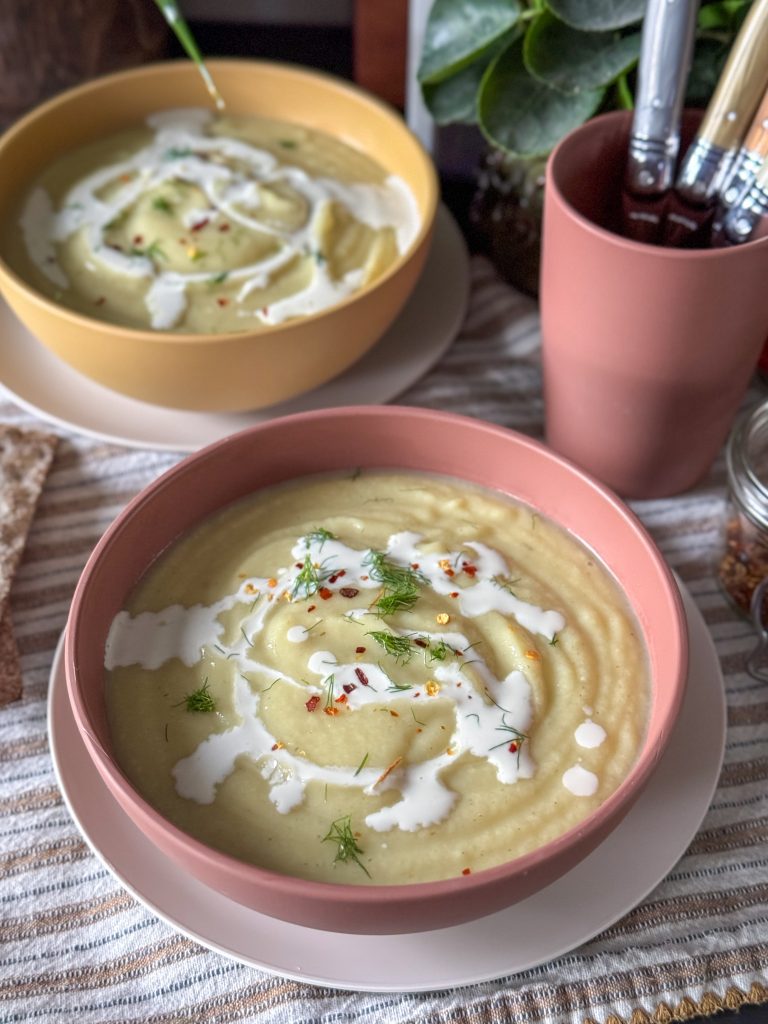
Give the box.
[622,0,698,244]
[663,0,768,246]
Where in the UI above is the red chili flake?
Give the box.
[462,563,478,577]
[462,867,471,876]
[335,693,348,705]
[355,668,370,686]
[324,706,339,717]
[414,639,428,649]
[217,298,229,307]
[305,695,320,712]
[270,742,284,751]
[445,568,455,578]
[508,742,518,753]
[360,575,369,581]
[261,306,269,316]
[218,222,230,232]
[178,237,188,245]
[337,569,346,578]
[450,591,459,599]
[389,710,399,718]
[355,646,366,654]
[342,683,357,694]
[307,604,316,613]
[120,173,132,182]
[318,587,333,600]
[93,296,106,306]
[339,587,359,598]
[132,234,144,245]
[191,218,209,232]
[295,562,304,569]
[328,574,339,584]
[411,563,420,570]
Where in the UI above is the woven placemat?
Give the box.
[0,259,765,1024]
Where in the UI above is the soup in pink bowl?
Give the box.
[65,406,687,934]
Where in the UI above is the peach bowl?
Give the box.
[0,60,437,412]
[65,406,687,934]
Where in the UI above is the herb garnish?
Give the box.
[152,196,173,213]
[175,678,216,713]
[163,146,193,160]
[366,629,413,664]
[323,674,336,709]
[492,574,521,596]
[488,713,529,765]
[353,752,369,777]
[322,815,370,876]
[549,634,559,647]
[364,551,426,616]
[305,527,336,548]
[210,270,229,284]
[278,139,298,149]
[131,239,167,262]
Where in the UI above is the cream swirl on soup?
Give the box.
[17,109,419,333]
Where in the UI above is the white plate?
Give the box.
[0,205,468,453]
[49,583,725,992]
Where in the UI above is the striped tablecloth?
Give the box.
[1,257,767,1024]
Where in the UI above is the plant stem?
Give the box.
[615,73,634,111]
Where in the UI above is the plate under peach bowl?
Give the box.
[0,60,437,412]
[64,407,688,934]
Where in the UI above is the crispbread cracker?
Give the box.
[0,425,58,705]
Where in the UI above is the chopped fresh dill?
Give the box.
[189,248,207,261]
[240,625,252,647]
[164,146,192,160]
[549,634,559,646]
[152,196,173,213]
[292,556,332,600]
[164,723,169,741]
[210,270,229,284]
[131,239,167,262]
[322,815,370,876]
[488,713,529,765]
[278,138,298,149]
[313,250,326,265]
[213,643,226,655]
[492,574,521,596]
[366,629,413,664]
[411,706,426,727]
[323,674,336,709]
[305,527,336,548]
[353,752,369,777]
[262,677,281,693]
[174,677,216,713]
[303,619,324,635]
[249,594,261,612]
[426,638,453,662]
[324,783,328,802]
[465,712,480,725]
[364,551,426,616]
[387,680,413,692]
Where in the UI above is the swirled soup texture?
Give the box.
[105,472,649,885]
[8,109,419,333]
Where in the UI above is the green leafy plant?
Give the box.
[418,0,751,157]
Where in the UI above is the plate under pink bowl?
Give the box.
[64,406,688,934]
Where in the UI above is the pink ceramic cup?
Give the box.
[541,110,768,500]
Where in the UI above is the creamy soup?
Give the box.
[9,109,419,333]
[105,472,649,885]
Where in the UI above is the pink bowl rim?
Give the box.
[65,404,688,906]
[0,58,439,345]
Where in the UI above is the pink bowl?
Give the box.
[65,406,687,934]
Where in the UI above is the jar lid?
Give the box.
[727,399,768,529]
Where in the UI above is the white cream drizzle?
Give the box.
[22,108,420,330]
[106,530,578,833]
[562,764,599,796]
[574,719,607,749]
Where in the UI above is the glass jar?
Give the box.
[717,399,768,625]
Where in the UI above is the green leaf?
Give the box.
[478,37,604,156]
[418,0,522,84]
[697,0,751,31]
[422,32,513,124]
[547,0,646,31]
[685,36,730,107]
[524,10,640,92]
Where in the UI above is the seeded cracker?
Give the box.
[0,425,58,705]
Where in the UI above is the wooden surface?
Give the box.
[0,0,170,128]
[353,0,408,107]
